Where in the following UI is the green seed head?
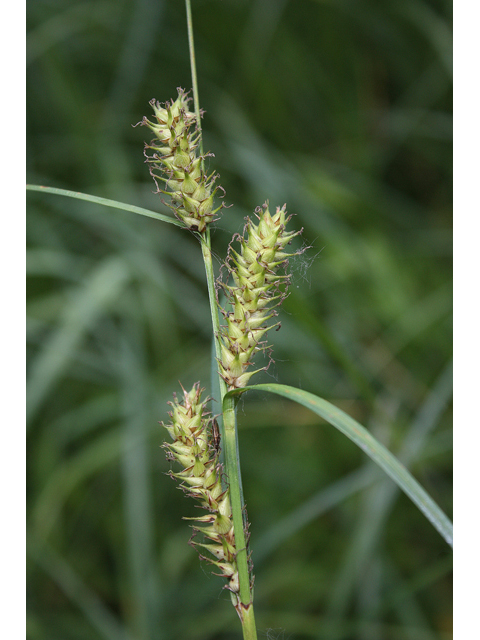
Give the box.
[162,382,240,597]
[217,202,303,389]
[136,88,225,233]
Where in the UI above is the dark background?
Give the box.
[26,1,452,638]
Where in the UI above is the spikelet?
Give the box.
[136,88,224,232]
[217,202,303,389]
[161,383,241,601]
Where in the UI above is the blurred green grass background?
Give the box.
[26,1,452,638]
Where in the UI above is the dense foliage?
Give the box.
[27,1,452,639]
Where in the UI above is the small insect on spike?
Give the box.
[212,418,221,454]
[135,88,226,232]
[161,383,240,599]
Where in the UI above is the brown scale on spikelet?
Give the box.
[161,383,241,601]
[136,88,225,232]
[217,202,304,389]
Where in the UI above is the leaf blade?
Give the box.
[26,184,185,228]
[226,383,453,547]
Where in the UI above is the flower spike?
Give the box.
[217,203,304,389]
[161,383,243,604]
[136,88,225,232]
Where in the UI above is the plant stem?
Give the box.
[185,0,204,160]
[223,395,254,606]
[240,604,258,640]
[201,232,257,636]
[186,1,256,635]
[200,230,225,395]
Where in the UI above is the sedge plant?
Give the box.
[136,82,305,632]
[26,2,452,638]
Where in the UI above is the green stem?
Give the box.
[223,395,254,606]
[185,0,204,161]
[200,230,256,636]
[200,229,225,395]
[240,604,258,640]
[186,1,256,634]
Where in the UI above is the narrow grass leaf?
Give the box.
[327,362,453,616]
[26,184,185,228]
[226,383,453,547]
